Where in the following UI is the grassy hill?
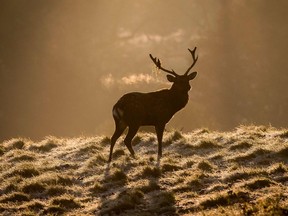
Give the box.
[0,125,287,215]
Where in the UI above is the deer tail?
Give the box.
[112,107,124,120]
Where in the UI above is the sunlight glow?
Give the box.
[101,73,166,88]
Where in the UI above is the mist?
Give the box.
[1,0,288,141]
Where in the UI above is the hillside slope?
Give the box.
[0,125,287,215]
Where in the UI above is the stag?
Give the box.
[108,47,198,162]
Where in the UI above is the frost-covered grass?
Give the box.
[0,125,287,215]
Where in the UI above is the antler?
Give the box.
[184,47,198,75]
[149,54,178,77]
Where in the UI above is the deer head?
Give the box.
[149,47,198,92]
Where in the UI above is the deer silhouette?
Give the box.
[108,47,198,162]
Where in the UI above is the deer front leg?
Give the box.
[155,124,165,159]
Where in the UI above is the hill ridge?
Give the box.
[0,125,287,215]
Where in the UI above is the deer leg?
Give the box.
[155,124,165,158]
[124,126,139,158]
[109,121,127,162]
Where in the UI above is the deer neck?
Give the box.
[168,87,189,110]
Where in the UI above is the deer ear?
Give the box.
[188,72,197,80]
[166,75,176,82]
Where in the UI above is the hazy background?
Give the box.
[1,0,288,141]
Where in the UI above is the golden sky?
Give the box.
[1,0,288,140]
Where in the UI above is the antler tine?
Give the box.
[149,54,178,76]
[184,47,198,75]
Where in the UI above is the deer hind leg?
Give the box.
[155,124,165,159]
[109,121,127,162]
[124,125,139,158]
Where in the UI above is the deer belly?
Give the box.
[114,93,174,126]
[140,110,173,126]
[115,107,172,126]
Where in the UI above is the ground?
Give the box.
[0,125,287,215]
